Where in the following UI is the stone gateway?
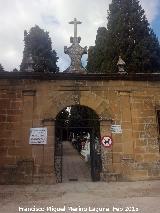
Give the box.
[0,19,160,184]
[0,72,160,184]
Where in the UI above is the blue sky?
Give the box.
[152,18,160,38]
[0,0,160,72]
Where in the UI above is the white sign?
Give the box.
[111,125,122,134]
[29,128,47,144]
[101,136,113,148]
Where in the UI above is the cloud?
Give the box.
[0,0,159,71]
[140,0,160,22]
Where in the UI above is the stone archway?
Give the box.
[41,89,114,183]
[54,104,102,183]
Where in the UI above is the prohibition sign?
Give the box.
[101,136,113,147]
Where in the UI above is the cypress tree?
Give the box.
[0,64,4,72]
[87,0,160,73]
[87,27,108,72]
[20,25,59,73]
[13,68,19,72]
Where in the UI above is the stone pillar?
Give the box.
[15,90,36,184]
[21,90,36,154]
[100,119,113,180]
[41,119,56,184]
[119,91,133,155]
[118,91,134,179]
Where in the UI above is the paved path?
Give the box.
[62,141,91,182]
[0,180,160,213]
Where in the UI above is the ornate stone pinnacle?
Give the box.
[24,53,34,72]
[117,56,127,74]
[64,18,87,73]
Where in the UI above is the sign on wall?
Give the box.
[101,136,113,148]
[29,128,47,144]
[111,125,122,134]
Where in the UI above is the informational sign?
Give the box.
[29,128,47,144]
[101,136,113,148]
[111,125,122,134]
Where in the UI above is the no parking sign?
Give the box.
[101,136,113,148]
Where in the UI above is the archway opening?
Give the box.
[55,105,102,183]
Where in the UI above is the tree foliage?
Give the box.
[69,106,99,131]
[13,68,19,72]
[0,64,4,72]
[87,27,108,72]
[87,0,160,73]
[20,25,59,72]
[56,106,100,137]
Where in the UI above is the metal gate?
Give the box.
[54,130,63,183]
[90,129,102,181]
[54,126,102,182]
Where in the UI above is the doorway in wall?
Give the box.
[54,105,102,183]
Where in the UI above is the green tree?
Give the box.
[0,64,4,72]
[13,68,19,72]
[20,25,59,73]
[69,106,99,131]
[87,27,108,72]
[56,106,100,138]
[87,0,160,73]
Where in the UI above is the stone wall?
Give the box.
[0,75,160,183]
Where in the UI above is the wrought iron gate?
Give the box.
[54,126,102,182]
[54,131,63,183]
[90,129,102,181]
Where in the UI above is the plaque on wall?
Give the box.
[111,125,122,134]
[29,128,47,144]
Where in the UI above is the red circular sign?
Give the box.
[101,136,113,147]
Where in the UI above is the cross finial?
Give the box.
[64,18,87,73]
[69,18,82,42]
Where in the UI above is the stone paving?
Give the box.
[0,180,160,213]
[62,141,91,182]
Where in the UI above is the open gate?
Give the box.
[54,130,63,183]
[90,129,102,181]
[54,127,102,182]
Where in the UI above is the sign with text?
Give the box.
[111,125,122,134]
[29,128,47,144]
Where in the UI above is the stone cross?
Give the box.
[64,18,87,73]
[69,18,82,39]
